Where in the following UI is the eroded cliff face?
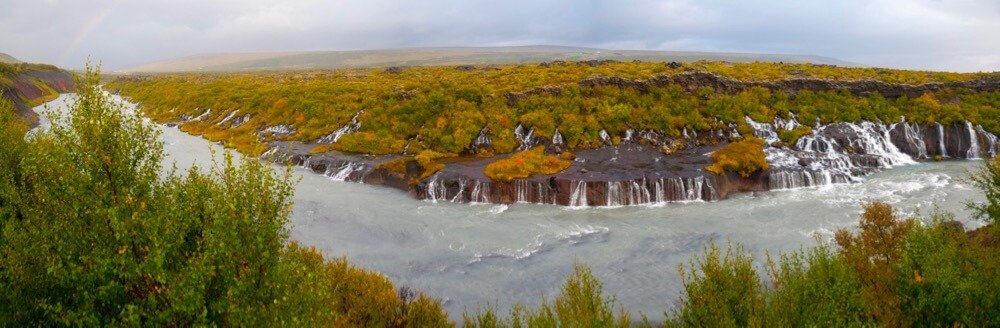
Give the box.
[271,115,1000,207]
[2,69,75,125]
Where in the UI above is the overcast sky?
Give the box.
[2,0,999,72]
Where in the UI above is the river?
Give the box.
[36,94,989,320]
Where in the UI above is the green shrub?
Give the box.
[0,64,451,326]
[670,241,765,327]
[463,263,630,328]
[777,125,812,146]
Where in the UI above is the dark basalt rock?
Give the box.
[504,86,562,106]
[268,117,1000,207]
[382,66,404,75]
[507,71,1000,106]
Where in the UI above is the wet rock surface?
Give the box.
[272,117,1000,207]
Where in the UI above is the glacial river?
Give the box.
[37,94,989,320]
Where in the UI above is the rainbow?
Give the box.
[58,0,121,67]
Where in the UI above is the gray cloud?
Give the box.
[1,0,998,72]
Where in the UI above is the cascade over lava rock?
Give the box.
[109,62,1000,206]
[269,115,1000,207]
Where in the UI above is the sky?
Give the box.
[2,0,999,72]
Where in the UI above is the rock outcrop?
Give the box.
[272,115,1000,207]
[504,71,1000,106]
[1,69,75,126]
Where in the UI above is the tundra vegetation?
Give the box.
[2,64,998,326]
[107,60,1000,180]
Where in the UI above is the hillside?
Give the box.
[126,46,859,72]
[0,61,75,125]
[0,52,22,64]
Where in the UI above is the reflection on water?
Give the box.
[38,94,990,321]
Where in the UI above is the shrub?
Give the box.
[834,202,914,326]
[0,64,451,326]
[671,241,765,327]
[484,146,572,182]
[705,136,769,177]
[966,156,1000,227]
[777,125,812,146]
[463,264,629,328]
[896,210,1000,326]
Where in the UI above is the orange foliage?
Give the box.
[705,136,769,178]
[834,202,914,326]
[484,146,572,182]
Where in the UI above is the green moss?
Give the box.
[778,125,813,146]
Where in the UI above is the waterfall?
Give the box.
[329,162,365,181]
[216,110,239,126]
[894,120,928,159]
[259,147,278,160]
[977,125,999,157]
[229,114,250,128]
[728,123,741,138]
[514,124,537,150]
[259,124,297,137]
[937,122,949,158]
[606,181,622,206]
[775,114,801,131]
[623,129,636,143]
[452,179,468,202]
[319,110,364,143]
[845,121,915,167]
[470,180,491,203]
[599,129,612,144]
[631,178,652,205]
[796,134,835,153]
[569,181,588,207]
[684,176,704,201]
[471,126,492,151]
[768,169,852,190]
[426,174,447,203]
[605,179,655,206]
[514,180,530,203]
[551,128,565,146]
[745,116,779,143]
[189,108,211,122]
[966,121,981,159]
[653,179,665,203]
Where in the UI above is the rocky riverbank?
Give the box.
[269,115,1000,207]
[2,68,75,126]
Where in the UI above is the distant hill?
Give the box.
[127,46,860,72]
[0,53,22,64]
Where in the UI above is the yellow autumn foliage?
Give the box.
[706,136,769,178]
[484,146,572,182]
